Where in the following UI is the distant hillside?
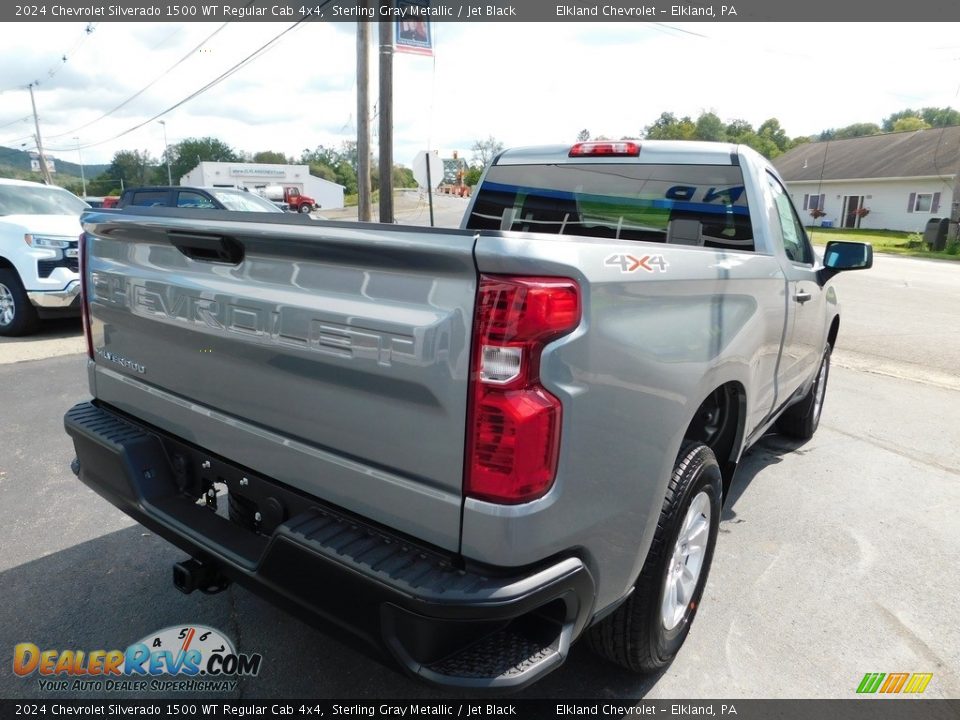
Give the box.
[0,145,109,180]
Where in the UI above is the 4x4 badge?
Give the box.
[604,253,668,273]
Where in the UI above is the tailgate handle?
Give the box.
[168,232,244,264]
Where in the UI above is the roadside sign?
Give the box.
[412,150,443,189]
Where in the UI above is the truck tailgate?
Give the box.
[81,210,476,551]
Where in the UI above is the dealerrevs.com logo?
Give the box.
[13,625,262,692]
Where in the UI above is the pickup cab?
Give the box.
[64,141,872,689]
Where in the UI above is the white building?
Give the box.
[180,162,345,209]
[773,127,960,232]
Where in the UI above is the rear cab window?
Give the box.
[466,163,754,252]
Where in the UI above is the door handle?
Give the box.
[794,290,812,304]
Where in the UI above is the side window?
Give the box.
[767,174,814,265]
[130,191,168,207]
[177,191,216,209]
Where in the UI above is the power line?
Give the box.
[0,115,31,131]
[0,23,98,93]
[45,21,235,141]
[650,23,710,39]
[0,133,37,149]
[47,14,319,153]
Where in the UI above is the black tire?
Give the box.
[298,204,312,214]
[0,268,39,337]
[776,346,831,440]
[587,443,722,673]
[228,492,258,531]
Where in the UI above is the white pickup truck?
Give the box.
[65,141,872,689]
[0,178,85,336]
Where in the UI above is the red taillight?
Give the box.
[465,275,581,504]
[569,141,641,157]
[79,232,93,359]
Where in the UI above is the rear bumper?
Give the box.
[64,401,595,690]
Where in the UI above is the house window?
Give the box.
[808,195,821,210]
[914,193,933,213]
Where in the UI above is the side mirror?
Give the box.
[820,241,872,282]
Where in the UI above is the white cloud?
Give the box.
[1,21,958,168]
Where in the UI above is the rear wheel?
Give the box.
[588,443,721,672]
[0,269,39,337]
[776,346,831,440]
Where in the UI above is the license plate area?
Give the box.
[159,434,318,538]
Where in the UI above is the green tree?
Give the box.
[643,112,696,140]
[464,166,483,187]
[919,106,960,127]
[892,117,931,132]
[107,150,157,188]
[724,119,754,142]
[301,145,342,168]
[833,122,881,139]
[168,137,240,183]
[393,165,417,189]
[695,112,727,142]
[882,109,920,132]
[252,150,289,164]
[85,171,123,195]
[576,129,590,142]
[757,118,791,152]
[334,160,358,196]
[470,136,505,167]
[308,162,337,183]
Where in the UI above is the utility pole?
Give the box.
[378,19,394,223]
[357,6,372,222]
[73,137,87,198]
[27,83,53,185]
[158,120,173,185]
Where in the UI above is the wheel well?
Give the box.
[827,315,840,349]
[683,382,745,501]
[0,256,14,271]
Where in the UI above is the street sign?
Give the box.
[411,150,443,189]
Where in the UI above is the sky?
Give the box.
[1,21,959,172]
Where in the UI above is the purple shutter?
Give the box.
[932,192,941,213]
[907,192,916,213]
[820,194,826,212]
[803,194,809,210]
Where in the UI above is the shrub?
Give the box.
[905,232,924,249]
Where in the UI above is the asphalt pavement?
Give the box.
[1,197,958,701]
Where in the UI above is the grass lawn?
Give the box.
[806,226,960,261]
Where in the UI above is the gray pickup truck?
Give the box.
[65,141,871,689]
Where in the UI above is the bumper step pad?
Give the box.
[426,627,559,680]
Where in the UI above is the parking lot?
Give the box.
[1,198,958,700]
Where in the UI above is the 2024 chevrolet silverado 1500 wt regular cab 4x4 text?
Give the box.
[64,141,872,689]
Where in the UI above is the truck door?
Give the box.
[766,173,826,399]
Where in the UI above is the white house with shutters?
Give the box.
[772,126,960,232]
